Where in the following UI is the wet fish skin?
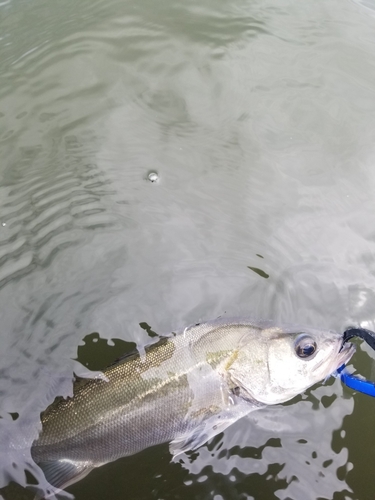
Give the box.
[30,317,354,494]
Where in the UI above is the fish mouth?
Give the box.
[335,339,356,371]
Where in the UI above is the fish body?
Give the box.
[30,317,354,493]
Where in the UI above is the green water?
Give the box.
[1,0,375,497]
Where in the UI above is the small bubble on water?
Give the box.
[1,222,6,226]
[148,172,159,183]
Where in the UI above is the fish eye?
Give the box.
[294,334,317,359]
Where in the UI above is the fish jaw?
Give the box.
[331,339,356,374]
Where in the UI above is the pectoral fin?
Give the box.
[38,459,94,491]
[169,404,252,458]
[169,418,231,457]
[170,396,257,458]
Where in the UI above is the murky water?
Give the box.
[1,0,375,497]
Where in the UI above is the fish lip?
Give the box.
[339,333,350,352]
[336,339,355,370]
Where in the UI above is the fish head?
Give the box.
[227,326,355,405]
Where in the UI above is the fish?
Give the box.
[30,317,355,496]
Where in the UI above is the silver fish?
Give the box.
[30,317,354,494]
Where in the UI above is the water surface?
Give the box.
[1,0,375,498]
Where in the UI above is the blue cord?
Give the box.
[338,365,375,397]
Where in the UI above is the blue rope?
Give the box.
[338,364,375,397]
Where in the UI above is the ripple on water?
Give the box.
[0,134,121,289]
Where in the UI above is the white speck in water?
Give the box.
[1,223,6,226]
[148,172,159,182]
[197,475,208,483]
